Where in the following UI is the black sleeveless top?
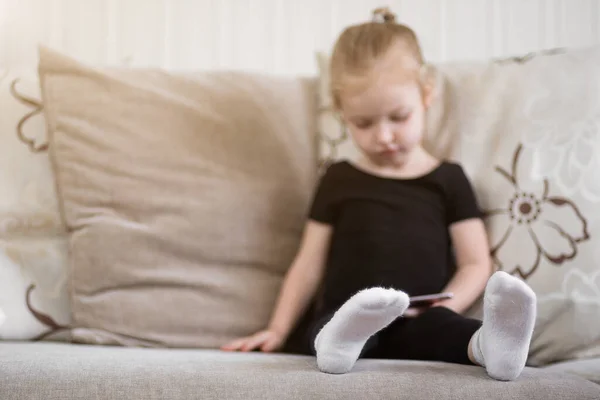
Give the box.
[308,161,482,314]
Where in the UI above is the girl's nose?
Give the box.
[375,124,394,145]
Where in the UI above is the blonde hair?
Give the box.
[330,7,430,109]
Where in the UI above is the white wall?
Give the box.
[1,0,600,74]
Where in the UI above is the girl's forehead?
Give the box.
[341,78,421,114]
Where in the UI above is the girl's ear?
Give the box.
[422,81,436,109]
[420,64,437,109]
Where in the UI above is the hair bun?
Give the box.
[372,7,396,23]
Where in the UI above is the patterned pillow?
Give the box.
[0,70,70,340]
[316,45,600,366]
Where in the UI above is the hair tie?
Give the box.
[372,7,396,23]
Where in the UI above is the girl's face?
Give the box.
[340,74,432,168]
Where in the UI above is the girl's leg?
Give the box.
[470,271,536,381]
[379,305,482,365]
[313,287,410,374]
[380,271,536,381]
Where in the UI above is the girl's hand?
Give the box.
[403,307,428,318]
[220,329,285,353]
[403,301,446,318]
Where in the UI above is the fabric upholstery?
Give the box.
[543,358,600,385]
[0,69,70,341]
[38,47,317,348]
[0,342,599,400]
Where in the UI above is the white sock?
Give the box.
[471,271,537,381]
[314,287,409,374]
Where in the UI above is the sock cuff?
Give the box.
[471,328,485,367]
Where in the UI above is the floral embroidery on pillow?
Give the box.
[485,144,590,280]
[26,285,69,341]
[10,79,48,153]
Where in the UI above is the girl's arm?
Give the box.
[221,220,332,352]
[267,220,332,336]
[435,218,493,314]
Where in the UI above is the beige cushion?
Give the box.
[0,69,70,340]
[316,46,600,366]
[38,47,317,348]
[543,357,600,385]
[1,342,600,400]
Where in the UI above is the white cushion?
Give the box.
[0,70,70,340]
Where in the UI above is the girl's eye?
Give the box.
[390,113,410,122]
[354,120,373,129]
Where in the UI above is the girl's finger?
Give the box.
[220,338,248,351]
[240,333,268,352]
[261,337,280,353]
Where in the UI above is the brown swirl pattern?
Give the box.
[25,284,70,341]
[10,78,48,153]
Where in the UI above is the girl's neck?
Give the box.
[357,146,440,179]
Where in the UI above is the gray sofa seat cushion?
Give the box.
[543,358,600,385]
[1,342,599,400]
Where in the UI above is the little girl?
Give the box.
[222,8,536,382]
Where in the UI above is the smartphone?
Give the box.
[409,292,453,307]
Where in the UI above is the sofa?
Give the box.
[1,341,599,400]
[1,46,600,399]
